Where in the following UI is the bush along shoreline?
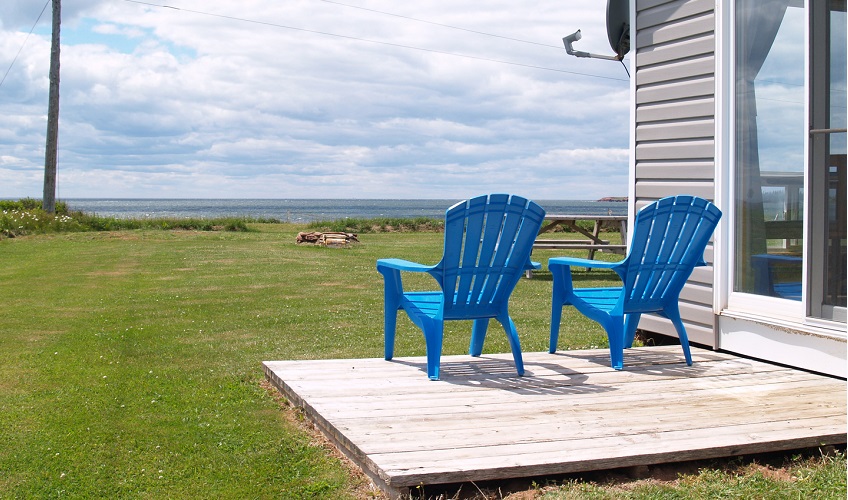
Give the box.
[306,216,445,233]
[1,199,449,237]
[0,198,260,238]
[2,198,622,238]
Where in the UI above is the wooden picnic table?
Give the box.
[533,214,628,260]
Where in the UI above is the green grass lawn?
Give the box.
[0,224,844,498]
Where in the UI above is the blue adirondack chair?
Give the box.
[549,195,722,369]
[377,194,546,380]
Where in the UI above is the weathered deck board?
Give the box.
[263,347,846,498]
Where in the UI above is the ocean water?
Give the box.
[62,199,628,223]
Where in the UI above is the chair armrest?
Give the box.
[548,257,620,270]
[526,260,542,271]
[377,259,439,298]
[377,258,436,273]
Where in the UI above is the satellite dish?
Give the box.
[606,0,630,59]
[563,0,630,63]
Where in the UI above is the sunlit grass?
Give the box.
[540,450,846,499]
[0,223,618,497]
[1,222,842,498]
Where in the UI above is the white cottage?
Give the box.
[624,0,845,376]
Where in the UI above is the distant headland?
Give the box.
[596,197,628,202]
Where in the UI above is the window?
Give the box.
[809,0,846,321]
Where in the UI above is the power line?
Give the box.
[0,0,51,89]
[122,0,627,83]
[314,0,565,50]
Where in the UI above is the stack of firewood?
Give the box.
[296,231,359,248]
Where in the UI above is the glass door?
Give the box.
[733,0,846,326]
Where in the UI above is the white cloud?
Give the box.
[0,1,631,200]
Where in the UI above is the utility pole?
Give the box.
[43,0,60,214]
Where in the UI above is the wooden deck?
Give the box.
[263,347,846,498]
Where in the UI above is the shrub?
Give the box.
[0,199,258,238]
[306,217,444,233]
[1,208,81,237]
[0,197,69,215]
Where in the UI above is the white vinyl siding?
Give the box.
[633,0,718,346]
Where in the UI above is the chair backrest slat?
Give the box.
[473,195,511,304]
[624,196,722,311]
[439,194,545,315]
[456,196,488,306]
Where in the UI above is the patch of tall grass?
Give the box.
[306,216,445,233]
[0,198,265,237]
[541,449,846,499]
[305,217,617,234]
[2,198,616,238]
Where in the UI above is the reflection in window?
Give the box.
[735,0,804,300]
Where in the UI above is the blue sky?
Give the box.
[0,1,631,199]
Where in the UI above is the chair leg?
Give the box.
[665,306,693,366]
[623,313,641,349]
[469,318,490,357]
[550,303,563,354]
[379,269,403,361]
[383,304,398,361]
[422,319,444,380]
[603,317,625,370]
[497,313,525,376]
[549,265,568,353]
